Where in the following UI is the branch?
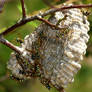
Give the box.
[42,4,92,17]
[0,35,22,54]
[0,36,32,63]
[36,16,62,29]
[0,19,27,35]
[0,4,92,36]
[20,0,26,18]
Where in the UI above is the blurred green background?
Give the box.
[0,0,92,92]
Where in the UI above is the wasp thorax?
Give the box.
[7,4,90,90]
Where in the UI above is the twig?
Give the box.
[0,4,92,36]
[0,3,92,53]
[0,35,22,54]
[42,4,92,17]
[36,16,61,29]
[20,0,26,18]
[0,19,27,35]
[0,36,32,63]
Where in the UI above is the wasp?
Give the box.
[10,75,24,82]
[81,10,91,24]
[16,37,24,44]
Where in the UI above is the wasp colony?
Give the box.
[0,1,90,92]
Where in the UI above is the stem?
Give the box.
[20,0,26,18]
[36,16,61,29]
[0,19,27,35]
[0,4,92,36]
[42,4,92,16]
[0,36,22,54]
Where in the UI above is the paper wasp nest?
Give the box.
[7,5,90,90]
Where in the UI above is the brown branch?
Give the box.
[0,19,28,35]
[0,35,22,54]
[36,16,68,29]
[36,16,61,29]
[20,0,26,18]
[42,4,92,17]
[0,36,32,63]
[1,4,92,36]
